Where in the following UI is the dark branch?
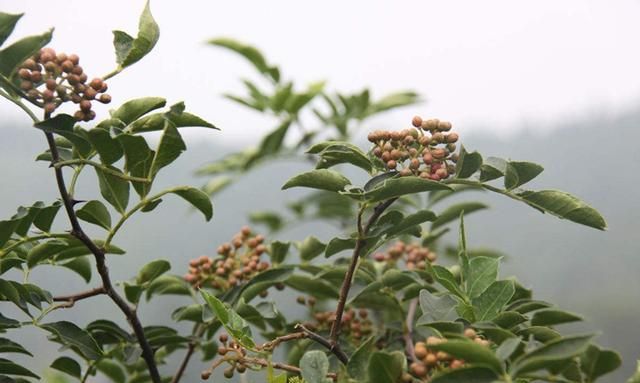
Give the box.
[53,286,106,307]
[296,324,348,364]
[44,129,161,383]
[329,198,398,353]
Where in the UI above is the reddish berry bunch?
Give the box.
[367,116,459,181]
[409,330,490,380]
[184,226,271,294]
[18,47,111,121]
[298,303,374,345]
[373,241,437,270]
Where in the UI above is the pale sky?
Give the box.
[2,0,640,144]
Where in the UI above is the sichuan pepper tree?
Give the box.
[0,3,631,383]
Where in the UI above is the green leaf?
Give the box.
[431,202,488,230]
[581,345,622,381]
[429,265,465,299]
[325,237,356,258]
[364,177,452,203]
[0,313,20,329]
[308,141,373,173]
[507,299,552,314]
[0,13,23,47]
[269,241,290,265]
[367,91,421,116]
[479,157,507,182]
[298,236,326,262]
[492,311,527,329]
[149,120,186,176]
[112,1,159,68]
[96,359,126,383]
[530,309,582,326]
[50,357,81,379]
[33,201,61,232]
[145,275,190,300]
[418,290,459,323]
[0,358,39,379]
[124,283,143,304]
[0,28,52,77]
[27,239,69,268]
[496,337,521,361]
[95,167,130,214]
[169,187,214,221]
[116,134,153,198]
[282,169,351,193]
[200,290,256,349]
[347,336,376,381]
[41,321,103,360]
[517,326,561,343]
[76,200,112,230]
[128,111,217,133]
[33,114,92,156]
[472,280,515,321]
[300,350,330,383]
[511,334,594,376]
[367,351,405,383]
[87,128,124,165]
[253,120,291,162]
[516,189,607,230]
[430,366,498,383]
[112,97,166,125]
[209,38,279,82]
[87,320,133,344]
[249,211,284,232]
[455,146,483,179]
[430,339,504,374]
[504,161,544,190]
[0,338,32,356]
[61,256,92,283]
[285,274,339,299]
[384,209,437,237]
[136,259,170,284]
[466,256,499,298]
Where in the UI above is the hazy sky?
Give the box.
[2,0,640,143]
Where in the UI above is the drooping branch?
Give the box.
[43,128,161,383]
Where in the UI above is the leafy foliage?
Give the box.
[0,6,627,383]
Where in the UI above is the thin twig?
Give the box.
[328,198,398,354]
[241,356,337,380]
[259,331,308,351]
[53,286,106,308]
[404,299,418,362]
[43,127,161,383]
[296,324,348,364]
[171,324,206,383]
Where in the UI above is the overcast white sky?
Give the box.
[2,0,640,144]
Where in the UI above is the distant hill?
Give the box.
[0,107,638,381]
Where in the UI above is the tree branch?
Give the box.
[53,286,106,308]
[43,129,161,383]
[328,198,398,355]
[404,298,418,362]
[295,324,348,364]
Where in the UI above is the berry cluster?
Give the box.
[373,241,437,270]
[297,298,373,345]
[409,329,490,380]
[202,333,248,380]
[184,227,271,294]
[367,116,459,181]
[18,47,111,121]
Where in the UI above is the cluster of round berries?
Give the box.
[184,227,271,294]
[367,116,459,181]
[409,329,489,380]
[373,241,437,270]
[18,47,111,121]
[201,333,248,380]
[297,299,373,345]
